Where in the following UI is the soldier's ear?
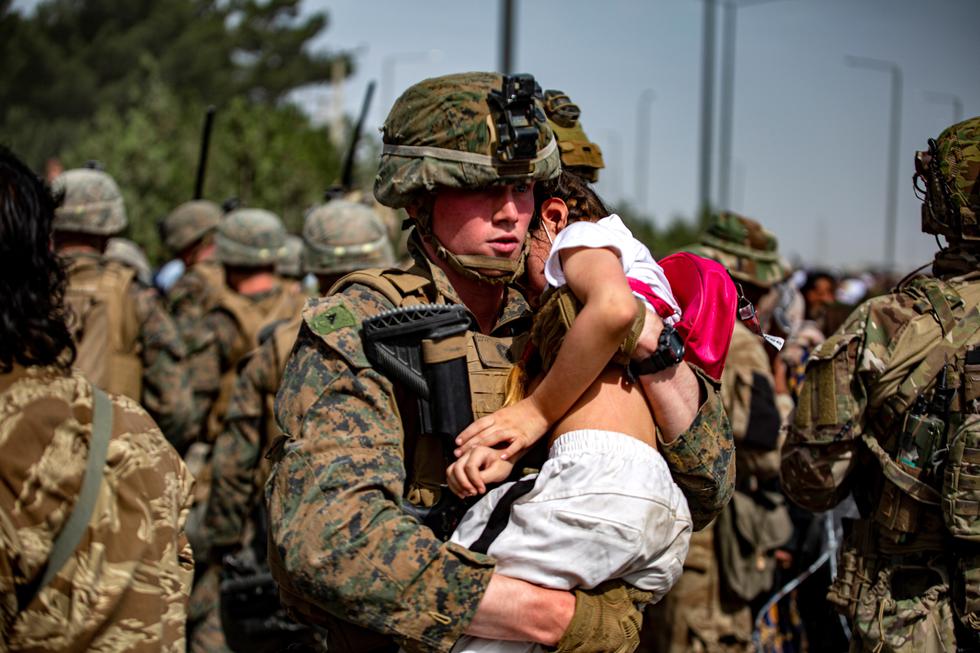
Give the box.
[539,198,568,236]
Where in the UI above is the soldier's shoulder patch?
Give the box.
[308,303,357,336]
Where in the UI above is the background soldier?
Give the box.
[105,236,154,286]
[266,71,732,653]
[204,200,395,652]
[644,212,793,653]
[782,117,980,650]
[52,166,193,448]
[276,233,306,294]
[0,144,195,652]
[541,89,605,183]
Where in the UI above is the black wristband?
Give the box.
[628,324,685,377]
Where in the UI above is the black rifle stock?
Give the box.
[361,303,474,538]
[194,105,216,200]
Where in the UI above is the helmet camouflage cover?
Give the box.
[105,237,153,285]
[919,116,980,241]
[161,200,222,254]
[52,168,127,236]
[374,72,560,284]
[302,200,395,275]
[684,211,790,289]
[543,89,605,183]
[277,234,304,278]
[215,208,287,267]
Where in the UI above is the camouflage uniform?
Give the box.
[267,72,733,653]
[0,363,195,651]
[185,208,304,653]
[782,118,980,651]
[644,213,793,653]
[53,169,194,450]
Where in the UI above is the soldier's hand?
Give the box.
[552,580,649,653]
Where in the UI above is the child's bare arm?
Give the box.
[457,246,636,456]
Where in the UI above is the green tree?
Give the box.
[0,0,351,167]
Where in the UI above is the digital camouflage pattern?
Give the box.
[543,89,605,183]
[277,234,304,278]
[0,363,194,651]
[215,208,287,267]
[162,200,222,254]
[374,72,560,213]
[63,252,194,450]
[683,212,791,289]
[782,265,980,650]
[266,239,734,651]
[51,168,127,236]
[302,200,396,275]
[106,237,153,285]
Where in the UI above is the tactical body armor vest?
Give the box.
[828,274,980,647]
[64,255,142,400]
[333,265,528,511]
[206,284,307,441]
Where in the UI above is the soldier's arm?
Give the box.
[134,287,195,449]
[781,305,871,512]
[654,366,735,530]
[204,344,272,554]
[268,289,500,652]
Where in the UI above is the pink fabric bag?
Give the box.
[658,252,737,380]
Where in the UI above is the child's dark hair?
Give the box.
[532,168,610,228]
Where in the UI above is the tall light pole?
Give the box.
[924,91,964,125]
[635,89,656,215]
[698,0,717,218]
[500,0,515,74]
[717,0,790,210]
[845,55,903,272]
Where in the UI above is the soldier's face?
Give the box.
[430,183,535,260]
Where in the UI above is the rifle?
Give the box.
[194,105,216,200]
[361,303,474,539]
[325,81,376,200]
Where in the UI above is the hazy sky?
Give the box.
[298,0,979,272]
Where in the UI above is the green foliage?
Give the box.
[614,200,709,259]
[0,0,351,165]
[61,64,341,264]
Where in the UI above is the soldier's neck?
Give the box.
[227,270,278,296]
[443,267,505,334]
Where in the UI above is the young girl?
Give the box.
[446,171,693,653]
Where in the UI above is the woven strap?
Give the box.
[16,386,113,610]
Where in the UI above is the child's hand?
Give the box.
[454,398,550,461]
[446,446,515,498]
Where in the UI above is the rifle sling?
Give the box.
[16,385,113,610]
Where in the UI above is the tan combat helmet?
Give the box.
[161,200,222,255]
[52,168,127,236]
[302,200,396,276]
[215,208,287,268]
[375,72,560,285]
[542,89,605,183]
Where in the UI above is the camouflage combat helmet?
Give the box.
[917,116,980,241]
[52,168,127,235]
[543,89,604,183]
[105,237,153,285]
[161,200,222,254]
[277,234,304,278]
[375,71,560,285]
[302,200,395,275]
[215,208,287,267]
[684,211,790,288]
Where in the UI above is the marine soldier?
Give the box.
[52,166,193,448]
[0,145,195,652]
[276,233,306,295]
[162,199,226,337]
[267,72,733,653]
[644,212,794,653]
[541,89,605,183]
[205,200,395,652]
[782,118,980,650]
[185,207,306,653]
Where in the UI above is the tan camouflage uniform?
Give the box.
[644,213,793,653]
[0,363,195,651]
[782,118,980,651]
